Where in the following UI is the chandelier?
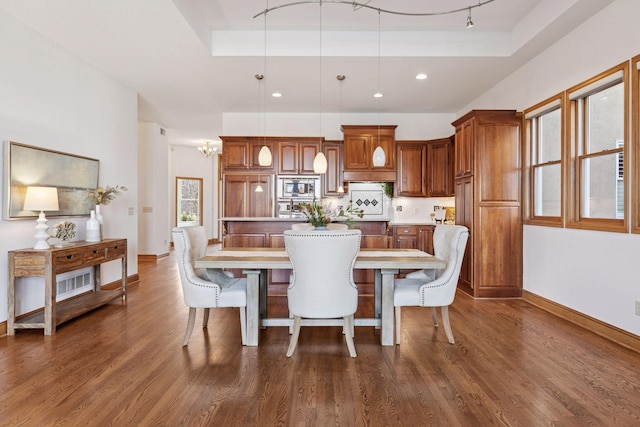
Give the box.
[197,141,217,158]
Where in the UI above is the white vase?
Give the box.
[86,210,101,242]
[95,204,104,225]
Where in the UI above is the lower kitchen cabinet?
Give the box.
[391,224,435,276]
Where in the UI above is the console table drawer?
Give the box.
[106,242,126,259]
[54,252,85,271]
[84,248,106,264]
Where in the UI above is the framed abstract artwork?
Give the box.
[3,141,100,219]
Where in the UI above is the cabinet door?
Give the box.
[397,143,427,197]
[455,177,473,290]
[250,141,276,172]
[418,226,434,255]
[247,175,274,217]
[223,175,249,217]
[299,142,320,174]
[278,142,298,174]
[322,141,342,196]
[376,133,396,170]
[454,119,474,177]
[427,139,452,197]
[222,141,250,171]
[343,134,370,170]
[395,235,417,249]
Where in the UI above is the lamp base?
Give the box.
[33,211,51,250]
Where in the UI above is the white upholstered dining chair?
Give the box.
[284,229,362,357]
[394,225,469,345]
[172,226,247,346]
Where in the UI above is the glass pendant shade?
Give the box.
[258,145,272,166]
[372,145,386,167]
[255,184,264,193]
[313,152,328,174]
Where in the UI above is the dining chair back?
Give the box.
[284,229,362,357]
[394,225,469,345]
[172,226,247,346]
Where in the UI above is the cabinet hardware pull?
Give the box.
[66,255,74,260]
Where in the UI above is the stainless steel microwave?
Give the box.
[277,176,321,200]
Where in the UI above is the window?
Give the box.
[176,177,203,227]
[524,94,563,226]
[567,62,628,232]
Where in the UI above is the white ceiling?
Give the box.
[0,0,612,146]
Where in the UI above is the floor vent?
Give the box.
[56,267,93,302]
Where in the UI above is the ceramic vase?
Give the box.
[86,210,101,242]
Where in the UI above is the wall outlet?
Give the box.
[396,205,402,212]
[434,205,440,210]
[128,207,134,216]
[636,300,640,316]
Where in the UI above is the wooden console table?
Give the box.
[7,238,127,335]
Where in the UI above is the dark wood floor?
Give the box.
[2,251,640,426]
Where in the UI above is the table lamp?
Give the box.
[23,186,59,249]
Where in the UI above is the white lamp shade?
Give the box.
[372,146,386,167]
[258,145,272,166]
[24,186,59,211]
[313,152,328,174]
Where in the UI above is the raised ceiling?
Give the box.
[0,0,613,145]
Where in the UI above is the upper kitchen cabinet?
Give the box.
[322,140,343,196]
[341,125,397,182]
[396,138,454,197]
[451,110,522,298]
[278,138,321,175]
[220,136,276,173]
[427,137,454,197]
[396,141,427,197]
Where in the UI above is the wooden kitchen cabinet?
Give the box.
[391,225,434,254]
[278,140,320,175]
[452,110,522,298]
[396,142,427,197]
[220,137,276,173]
[427,137,454,197]
[396,138,453,197]
[322,140,342,196]
[222,174,274,218]
[341,125,397,182]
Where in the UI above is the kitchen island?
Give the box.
[220,217,391,295]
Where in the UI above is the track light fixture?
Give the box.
[466,7,474,28]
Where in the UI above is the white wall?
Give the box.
[138,123,170,256]
[460,0,640,335]
[0,10,139,321]
[169,146,219,240]
[222,112,456,141]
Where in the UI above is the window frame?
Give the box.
[632,54,640,234]
[523,93,564,227]
[566,61,629,233]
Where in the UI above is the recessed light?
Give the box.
[373,92,383,98]
[416,73,428,80]
[272,92,282,98]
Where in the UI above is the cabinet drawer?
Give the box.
[54,252,85,272]
[394,226,418,236]
[84,248,106,264]
[105,242,126,260]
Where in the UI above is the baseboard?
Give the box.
[522,290,640,354]
[138,253,170,263]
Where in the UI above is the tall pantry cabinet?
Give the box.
[452,110,522,298]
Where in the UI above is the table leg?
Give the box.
[243,269,261,346]
[380,268,398,346]
[374,269,382,327]
[259,269,267,328]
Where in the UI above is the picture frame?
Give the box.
[3,141,100,219]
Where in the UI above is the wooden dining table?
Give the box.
[195,247,446,346]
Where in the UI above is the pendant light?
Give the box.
[257,2,272,169]
[312,1,327,174]
[372,10,386,168]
